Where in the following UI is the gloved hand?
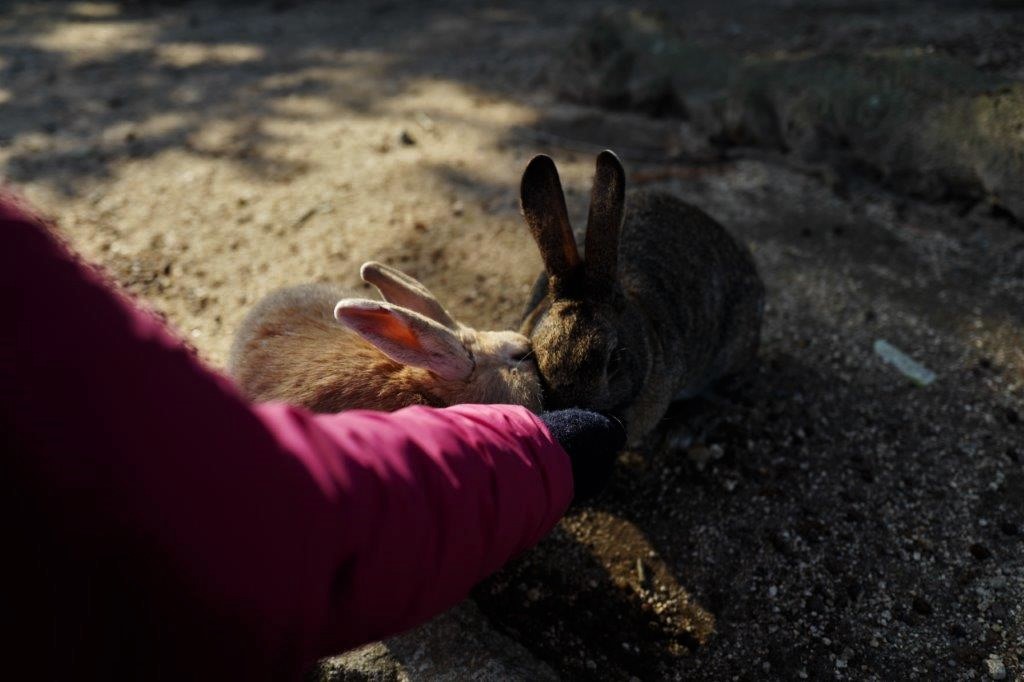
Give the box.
[538,408,626,504]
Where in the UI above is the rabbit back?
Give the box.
[618,189,763,402]
[229,284,435,412]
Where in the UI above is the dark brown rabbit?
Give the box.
[230,261,542,413]
[520,151,764,442]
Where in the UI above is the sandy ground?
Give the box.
[3,1,1023,680]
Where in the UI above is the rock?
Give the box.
[310,643,406,681]
[725,52,1024,216]
[557,9,1024,220]
[398,129,416,146]
[687,444,712,469]
[985,655,1007,680]
[414,112,435,132]
[687,443,724,470]
[313,601,558,682]
[873,339,936,387]
[556,9,734,119]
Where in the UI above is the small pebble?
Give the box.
[687,445,712,469]
[873,339,936,386]
[985,655,1006,680]
[398,129,416,145]
[415,111,435,131]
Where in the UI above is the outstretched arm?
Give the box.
[1,194,573,680]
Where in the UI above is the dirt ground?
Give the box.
[3,1,1023,680]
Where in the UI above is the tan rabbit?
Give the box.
[520,151,764,443]
[229,261,542,413]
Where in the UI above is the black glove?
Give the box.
[539,408,627,504]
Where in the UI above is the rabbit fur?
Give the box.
[520,151,764,443]
[230,261,543,413]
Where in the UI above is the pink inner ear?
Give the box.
[336,299,473,380]
[337,306,424,352]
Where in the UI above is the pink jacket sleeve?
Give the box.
[0,194,573,680]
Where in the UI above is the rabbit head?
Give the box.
[519,151,649,414]
[336,261,543,410]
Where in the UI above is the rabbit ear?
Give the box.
[520,154,583,295]
[360,261,458,330]
[334,299,474,381]
[584,150,625,293]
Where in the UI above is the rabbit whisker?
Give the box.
[513,349,536,370]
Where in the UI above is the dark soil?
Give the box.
[475,152,1024,680]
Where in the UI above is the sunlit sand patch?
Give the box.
[99,112,190,146]
[155,42,265,69]
[964,315,1024,391]
[270,95,339,120]
[32,19,157,63]
[565,509,717,648]
[67,2,121,19]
